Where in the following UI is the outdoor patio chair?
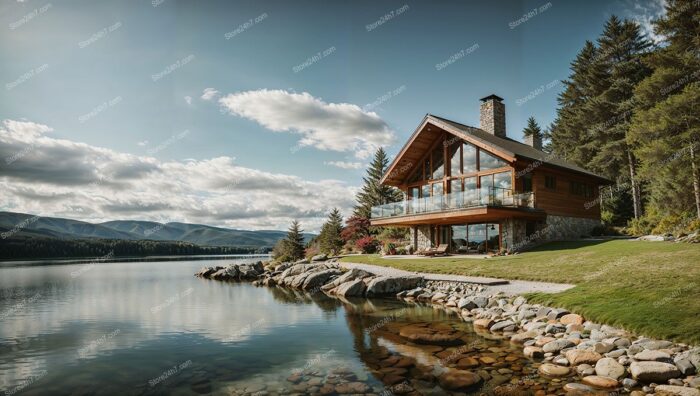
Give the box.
[423,244,449,257]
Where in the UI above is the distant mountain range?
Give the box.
[0,211,314,248]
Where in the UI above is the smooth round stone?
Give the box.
[582,375,618,389]
[594,357,625,380]
[562,382,608,395]
[456,357,479,369]
[560,314,584,326]
[437,369,482,390]
[565,349,603,365]
[479,356,497,365]
[538,363,571,377]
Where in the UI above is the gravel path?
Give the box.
[340,261,575,296]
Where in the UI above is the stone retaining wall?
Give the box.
[545,215,601,241]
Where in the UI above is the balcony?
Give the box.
[370,187,535,220]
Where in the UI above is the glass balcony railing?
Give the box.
[370,187,535,219]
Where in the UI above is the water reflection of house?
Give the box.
[371,95,611,253]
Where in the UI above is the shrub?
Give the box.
[356,236,379,254]
[626,217,654,236]
[686,218,700,233]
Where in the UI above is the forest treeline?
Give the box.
[0,235,262,260]
[542,0,699,234]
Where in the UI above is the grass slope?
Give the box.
[341,240,700,344]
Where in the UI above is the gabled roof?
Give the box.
[381,114,611,186]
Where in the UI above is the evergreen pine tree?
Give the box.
[283,220,305,261]
[551,16,651,222]
[588,16,651,219]
[353,147,403,219]
[522,117,542,139]
[629,0,700,220]
[318,208,344,255]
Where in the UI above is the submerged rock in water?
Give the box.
[437,369,482,390]
[398,324,464,346]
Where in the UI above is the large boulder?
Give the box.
[237,262,263,280]
[334,279,367,297]
[365,275,422,296]
[211,266,239,280]
[301,269,342,290]
[629,361,681,383]
[194,266,219,277]
[310,254,328,262]
[322,269,373,291]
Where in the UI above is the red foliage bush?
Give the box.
[355,236,379,254]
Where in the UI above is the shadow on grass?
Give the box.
[526,239,609,253]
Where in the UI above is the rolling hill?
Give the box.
[0,211,314,248]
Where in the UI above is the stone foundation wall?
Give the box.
[501,218,528,253]
[411,225,432,251]
[544,215,601,241]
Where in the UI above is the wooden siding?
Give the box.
[530,165,602,219]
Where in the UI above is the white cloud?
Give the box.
[324,161,364,170]
[219,89,395,159]
[137,140,149,147]
[184,96,192,105]
[627,0,667,43]
[0,119,356,231]
[200,88,219,101]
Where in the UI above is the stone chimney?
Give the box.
[524,133,543,150]
[479,94,506,138]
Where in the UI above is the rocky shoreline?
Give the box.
[195,259,700,396]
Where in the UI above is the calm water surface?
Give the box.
[0,258,564,395]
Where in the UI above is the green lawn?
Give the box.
[340,240,700,344]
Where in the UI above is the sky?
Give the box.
[0,0,666,232]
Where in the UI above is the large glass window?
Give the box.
[432,182,443,197]
[431,145,444,179]
[449,179,462,208]
[450,179,462,194]
[464,177,478,205]
[468,224,487,254]
[451,225,467,253]
[493,171,512,190]
[463,143,477,173]
[449,143,461,176]
[479,150,507,170]
[480,174,494,203]
[421,184,430,200]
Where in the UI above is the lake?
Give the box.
[0,258,568,395]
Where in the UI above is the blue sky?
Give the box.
[0,0,665,231]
